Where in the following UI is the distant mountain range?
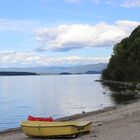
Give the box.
[0,63,107,75]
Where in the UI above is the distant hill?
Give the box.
[0,63,107,75]
[0,72,38,76]
[85,71,101,74]
[65,63,107,74]
[60,72,73,75]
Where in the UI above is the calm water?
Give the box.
[0,74,132,130]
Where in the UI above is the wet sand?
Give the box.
[1,101,140,140]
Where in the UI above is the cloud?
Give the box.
[35,20,140,52]
[65,0,80,4]
[89,0,140,8]
[0,51,109,67]
[121,0,140,8]
[106,0,140,8]
[37,0,140,7]
[0,18,41,31]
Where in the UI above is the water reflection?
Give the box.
[111,94,137,104]
[0,74,115,130]
[2,75,139,130]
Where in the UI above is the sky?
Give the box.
[0,0,140,67]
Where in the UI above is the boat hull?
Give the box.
[21,121,92,137]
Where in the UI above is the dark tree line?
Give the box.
[0,72,38,76]
[102,25,140,82]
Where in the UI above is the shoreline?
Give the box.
[1,100,140,139]
[0,105,116,134]
[96,79,140,89]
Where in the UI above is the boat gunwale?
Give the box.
[21,121,92,129]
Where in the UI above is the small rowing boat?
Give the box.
[21,121,92,137]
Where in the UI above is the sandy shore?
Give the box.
[1,101,140,140]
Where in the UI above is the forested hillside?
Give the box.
[102,25,140,82]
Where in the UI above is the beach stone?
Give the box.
[136,83,140,90]
[82,111,85,114]
[135,93,140,98]
[97,124,102,126]
[120,90,125,94]
[125,89,133,94]
[93,134,97,137]
[119,86,125,89]
[90,134,97,137]
[127,83,134,87]
[134,90,140,94]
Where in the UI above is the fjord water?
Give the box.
[0,74,115,130]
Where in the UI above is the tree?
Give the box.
[102,25,140,82]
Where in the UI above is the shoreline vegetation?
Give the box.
[1,101,140,139]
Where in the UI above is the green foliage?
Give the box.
[102,25,140,82]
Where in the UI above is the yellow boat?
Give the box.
[21,121,92,137]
